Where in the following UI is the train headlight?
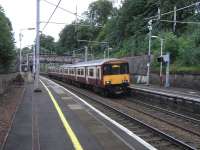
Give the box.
[105,81,111,84]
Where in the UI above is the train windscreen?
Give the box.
[103,63,129,75]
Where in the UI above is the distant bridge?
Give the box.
[38,54,73,63]
[22,54,76,64]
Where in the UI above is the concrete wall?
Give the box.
[0,73,17,95]
[122,56,200,91]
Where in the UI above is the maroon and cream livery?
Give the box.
[48,58,130,95]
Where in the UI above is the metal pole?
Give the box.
[34,0,41,92]
[147,24,152,86]
[19,33,22,73]
[104,51,106,59]
[173,6,177,32]
[26,53,29,71]
[108,48,110,59]
[165,53,170,87]
[33,45,36,74]
[160,39,163,86]
[85,46,88,62]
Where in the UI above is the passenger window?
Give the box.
[89,69,94,76]
[81,69,84,75]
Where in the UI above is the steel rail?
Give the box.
[127,98,200,124]
[130,86,200,103]
[123,98,200,137]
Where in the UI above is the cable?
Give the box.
[42,0,62,32]
[145,2,200,20]
[159,19,200,25]
[41,0,85,20]
[40,21,103,28]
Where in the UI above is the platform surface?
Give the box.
[130,84,200,102]
[2,76,155,150]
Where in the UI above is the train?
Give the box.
[47,58,130,95]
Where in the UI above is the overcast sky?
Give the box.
[0,0,120,49]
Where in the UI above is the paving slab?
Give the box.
[3,76,156,150]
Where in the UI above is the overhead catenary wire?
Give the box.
[40,21,104,27]
[41,0,85,20]
[159,19,200,25]
[145,2,200,20]
[42,0,62,32]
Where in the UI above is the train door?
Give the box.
[75,67,78,81]
[96,66,101,86]
[86,67,89,84]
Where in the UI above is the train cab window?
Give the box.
[103,63,129,75]
[103,65,111,75]
[89,69,94,76]
[111,65,120,74]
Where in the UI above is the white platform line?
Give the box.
[41,76,157,150]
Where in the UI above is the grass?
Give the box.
[152,64,200,74]
[170,65,200,74]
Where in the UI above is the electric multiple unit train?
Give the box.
[48,58,130,95]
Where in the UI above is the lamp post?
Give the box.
[151,36,164,86]
[19,28,35,74]
[108,47,112,59]
[34,0,41,92]
[147,20,152,86]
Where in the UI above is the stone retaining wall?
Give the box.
[122,56,200,91]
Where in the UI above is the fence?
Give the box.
[0,73,18,95]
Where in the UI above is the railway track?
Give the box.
[130,87,200,119]
[120,98,200,148]
[125,97,200,130]
[49,78,197,150]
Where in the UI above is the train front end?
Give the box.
[102,60,130,94]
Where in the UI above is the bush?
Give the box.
[13,74,24,85]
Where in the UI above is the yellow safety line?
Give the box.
[40,80,84,150]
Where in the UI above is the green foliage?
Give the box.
[54,0,200,73]
[0,6,15,72]
[86,0,113,25]
[162,32,179,63]
[22,47,32,55]
[171,65,200,74]
[40,34,56,54]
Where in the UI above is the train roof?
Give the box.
[61,58,127,68]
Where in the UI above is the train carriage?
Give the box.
[48,58,130,95]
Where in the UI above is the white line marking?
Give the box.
[41,76,157,150]
[130,86,200,102]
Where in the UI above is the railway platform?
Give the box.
[1,75,156,150]
[130,84,200,102]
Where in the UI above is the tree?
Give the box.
[86,0,113,26]
[58,23,77,54]
[0,6,15,71]
[40,34,56,54]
